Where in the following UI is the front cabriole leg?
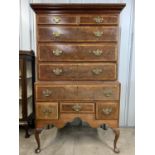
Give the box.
[35,128,43,153]
[112,128,120,153]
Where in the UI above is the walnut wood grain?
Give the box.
[38,63,116,81]
[60,102,95,114]
[35,82,119,101]
[96,101,118,120]
[38,43,117,62]
[38,26,118,42]
[36,102,58,120]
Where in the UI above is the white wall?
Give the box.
[19,0,135,127]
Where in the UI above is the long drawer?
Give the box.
[38,63,117,81]
[35,82,120,101]
[38,44,117,62]
[38,26,118,42]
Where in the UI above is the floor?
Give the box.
[19,127,135,155]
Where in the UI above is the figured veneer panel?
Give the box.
[37,15,77,25]
[38,44,117,62]
[38,63,116,81]
[60,102,95,114]
[38,26,118,42]
[96,101,118,120]
[36,102,58,120]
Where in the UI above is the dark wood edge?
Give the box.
[19,50,35,56]
[30,3,126,13]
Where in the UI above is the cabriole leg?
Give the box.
[112,128,120,153]
[35,128,42,153]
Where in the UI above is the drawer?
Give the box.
[80,15,118,25]
[38,44,117,62]
[60,102,95,114]
[37,15,77,25]
[36,102,58,120]
[38,26,118,42]
[38,63,116,81]
[36,85,77,101]
[96,102,118,120]
[77,84,119,100]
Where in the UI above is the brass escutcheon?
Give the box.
[102,108,113,115]
[42,108,52,116]
[53,16,61,23]
[92,68,103,75]
[52,31,61,37]
[94,16,104,23]
[72,104,81,112]
[94,31,103,37]
[52,68,63,75]
[42,89,52,97]
[52,49,63,56]
[90,49,103,56]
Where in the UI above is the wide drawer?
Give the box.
[36,102,58,120]
[35,82,120,101]
[38,26,118,42]
[38,63,117,81]
[80,15,118,25]
[38,44,117,62]
[60,102,95,114]
[96,101,119,120]
[36,85,77,101]
[37,15,77,25]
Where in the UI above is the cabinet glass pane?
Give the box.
[26,61,32,78]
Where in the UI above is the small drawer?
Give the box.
[38,44,117,62]
[37,15,77,25]
[60,102,95,114]
[36,102,58,120]
[80,15,118,25]
[96,102,118,120]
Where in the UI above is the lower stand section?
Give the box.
[34,126,120,154]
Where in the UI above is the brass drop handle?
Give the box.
[52,31,61,37]
[94,31,103,37]
[53,16,61,23]
[72,104,81,112]
[92,68,103,75]
[52,68,63,75]
[52,49,63,56]
[94,16,104,23]
[104,90,113,97]
[42,108,52,115]
[102,108,113,115]
[89,49,103,56]
[42,89,52,97]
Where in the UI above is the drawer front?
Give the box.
[38,63,77,81]
[77,85,119,100]
[38,63,116,81]
[96,102,118,120]
[60,102,95,114]
[77,63,116,80]
[38,26,118,42]
[37,15,77,25]
[80,15,118,25]
[36,85,77,101]
[38,44,117,62]
[36,102,58,120]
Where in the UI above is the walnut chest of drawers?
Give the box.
[31,3,125,154]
